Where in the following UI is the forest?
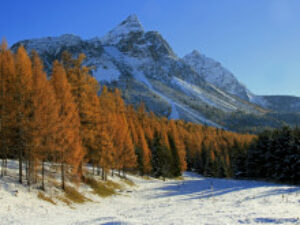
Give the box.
[0,40,298,194]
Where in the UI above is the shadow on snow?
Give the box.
[152,172,300,201]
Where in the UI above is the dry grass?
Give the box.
[64,186,90,204]
[37,192,56,205]
[141,176,152,180]
[122,178,135,187]
[83,177,116,197]
[173,176,185,181]
[106,180,123,190]
[47,177,61,189]
[57,196,74,209]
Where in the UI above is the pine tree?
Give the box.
[151,131,172,179]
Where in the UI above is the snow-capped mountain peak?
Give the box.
[101,14,144,45]
[190,49,202,57]
[10,15,300,130]
[183,50,253,101]
[120,14,143,29]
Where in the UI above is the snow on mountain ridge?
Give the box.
[16,34,82,52]
[11,14,300,130]
[11,15,265,127]
[183,50,254,101]
[100,14,144,45]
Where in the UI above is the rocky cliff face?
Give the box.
[11,14,300,131]
[183,50,254,101]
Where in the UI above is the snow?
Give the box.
[128,64,213,123]
[250,95,269,108]
[93,64,121,83]
[12,15,268,126]
[102,47,227,124]
[172,77,238,112]
[131,69,219,125]
[170,104,180,120]
[1,161,300,225]
[101,14,144,45]
[183,50,253,101]
[15,34,82,54]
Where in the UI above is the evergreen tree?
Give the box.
[151,131,172,179]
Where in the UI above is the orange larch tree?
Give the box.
[14,46,33,184]
[29,52,59,189]
[51,61,84,190]
[168,120,187,173]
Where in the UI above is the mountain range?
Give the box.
[11,14,300,132]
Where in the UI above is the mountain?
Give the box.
[11,14,300,132]
[182,50,300,113]
[182,50,254,101]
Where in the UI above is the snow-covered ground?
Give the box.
[0,162,299,225]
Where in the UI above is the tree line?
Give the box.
[0,40,258,191]
[246,126,300,184]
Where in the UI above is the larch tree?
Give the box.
[113,89,137,175]
[136,125,152,175]
[29,52,59,189]
[85,93,101,174]
[51,61,84,190]
[98,86,118,174]
[62,52,100,176]
[168,120,187,174]
[0,39,14,177]
[14,46,33,184]
[97,126,114,180]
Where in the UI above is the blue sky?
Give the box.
[1,0,300,96]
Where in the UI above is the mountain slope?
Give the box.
[183,50,254,101]
[11,14,300,131]
[182,50,300,113]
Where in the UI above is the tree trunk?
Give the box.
[78,161,83,180]
[4,158,7,176]
[27,159,31,187]
[61,163,65,191]
[42,161,45,191]
[101,167,105,180]
[25,160,28,180]
[33,160,37,184]
[111,169,114,177]
[1,159,3,177]
[92,163,95,175]
[97,162,100,176]
[19,148,23,184]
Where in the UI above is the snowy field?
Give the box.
[0,162,299,225]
